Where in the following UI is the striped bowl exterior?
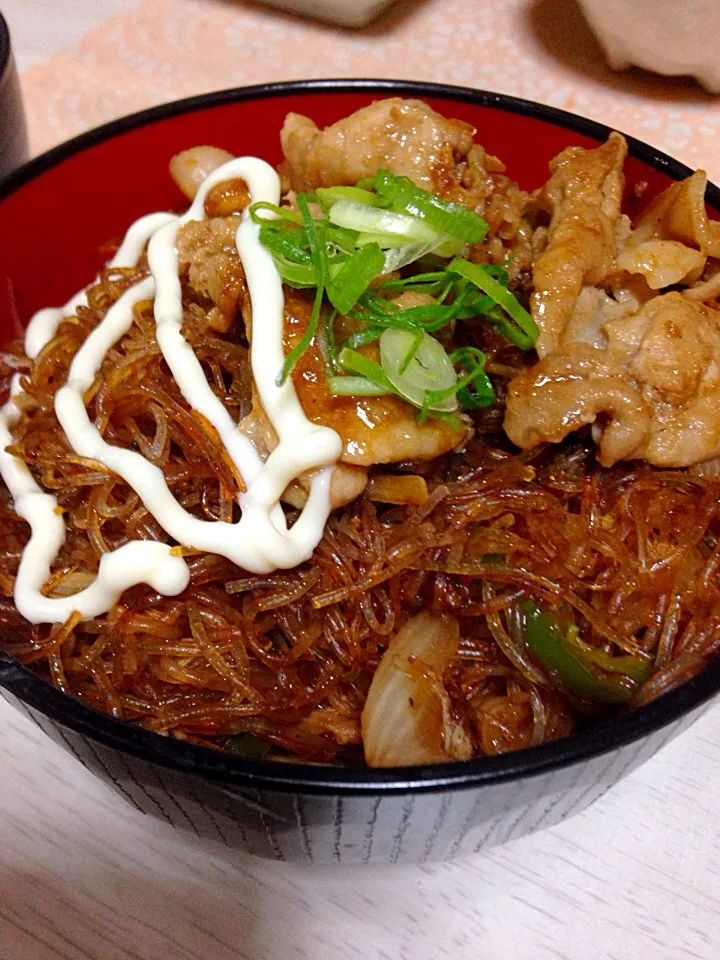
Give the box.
[3,689,711,863]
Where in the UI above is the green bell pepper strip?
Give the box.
[521,601,650,704]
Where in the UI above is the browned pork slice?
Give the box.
[629,169,720,255]
[505,292,720,467]
[280,98,476,193]
[505,132,720,469]
[239,288,467,507]
[531,132,627,358]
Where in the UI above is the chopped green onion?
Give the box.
[418,346,494,420]
[322,224,359,254]
[277,193,327,385]
[448,259,539,348]
[250,201,302,225]
[271,255,318,288]
[373,169,489,243]
[380,328,458,413]
[340,325,385,351]
[338,347,395,391]
[329,200,441,245]
[354,290,468,334]
[326,243,385,315]
[448,347,495,409]
[316,185,385,208]
[434,237,466,259]
[425,408,462,432]
[398,329,424,374]
[278,288,324,384]
[482,305,536,349]
[328,375,392,396]
[376,271,449,295]
[301,191,329,276]
[355,231,418,248]
[256,179,537,399]
[449,283,496,320]
[317,309,338,377]
[381,240,437,274]
[259,222,357,258]
[484,262,510,287]
[348,300,428,335]
[336,345,462,430]
[258,225,314,264]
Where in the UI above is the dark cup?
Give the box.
[0,13,28,181]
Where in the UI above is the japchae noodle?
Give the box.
[1,98,720,766]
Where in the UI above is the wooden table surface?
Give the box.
[2,2,720,957]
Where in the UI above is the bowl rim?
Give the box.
[1,77,719,797]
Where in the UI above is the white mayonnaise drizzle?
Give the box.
[0,374,190,624]
[0,157,342,624]
[24,213,176,360]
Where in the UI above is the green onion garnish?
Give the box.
[414,345,494,423]
[277,193,327,385]
[333,330,489,427]
[249,174,535,410]
[327,375,391,396]
[373,168,489,244]
[443,347,495,411]
[448,259,539,349]
[333,344,463,430]
[250,201,303,225]
[379,328,458,413]
[340,325,386,352]
[316,185,385,208]
[326,243,384,315]
[328,199,441,245]
[376,271,450,296]
[337,347,396,392]
[258,225,313,264]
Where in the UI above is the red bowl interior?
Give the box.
[0,88,687,337]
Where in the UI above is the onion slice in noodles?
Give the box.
[361,610,472,767]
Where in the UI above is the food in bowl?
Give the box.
[1,97,719,769]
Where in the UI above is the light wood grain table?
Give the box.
[2,3,720,957]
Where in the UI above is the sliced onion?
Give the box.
[380,328,458,412]
[361,611,473,767]
[366,473,429,506]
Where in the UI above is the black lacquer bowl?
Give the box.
[0,13,28,181]
[1,80,718,864]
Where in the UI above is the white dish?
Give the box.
[579,0,720,93]
[252,0,397,28]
